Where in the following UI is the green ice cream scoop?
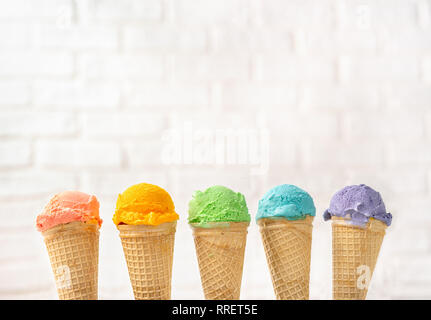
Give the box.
[188,185,250,224]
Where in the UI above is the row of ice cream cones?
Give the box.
[37,183,391,300]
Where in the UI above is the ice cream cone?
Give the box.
[118,221,176,300]
[190,222,249,300]
[42,221,99,300]
[258,216,313,300]
[331,217,386,300]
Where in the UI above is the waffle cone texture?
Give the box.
[118,221,176,300]
[191,222,249,300]
[42,221,99,300]
[258,216,313,300]
[331,217,386,300]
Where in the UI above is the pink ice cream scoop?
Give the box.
[36,191,103,232]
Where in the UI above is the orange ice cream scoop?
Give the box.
[36,191,102,232]
[113,183,179,226]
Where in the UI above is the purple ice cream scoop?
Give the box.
[323,184,392,226]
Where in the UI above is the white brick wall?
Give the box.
[0,82,30,106]
[0,0,430,300]
[0,112,77,136]
[0,52,74,77]
[124,26,207,52]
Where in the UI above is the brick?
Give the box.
[381,28,431,54]
[0,199,46,228]
[270,112,338,138]
[124,26,207,52]
[0,81,30,106]
[294,29,377,55]
[390,256,431,288]
[173,55,250,81]
[35,140,122,168]
[81,171,168,197]
[417,0,431,28]
[336,0,417,30]
[386,227,430,253]
[302,140,385,168]
[0,52,73,77]
[338,56,419,83]
[211,27,292,52]
[0,0,72,19]
[0,242,51,291]
[301,85,380,110]
[126,83,209,108]
[387,141,431,166]
[165,110,261,130]
[267,141,296,166]
[124,141,165,167]
[427,112,431,139]
[36,24,118,50]
[391,196,431,226]
[333,29,378,54]
[91,0,161,21]
[0,171,78,198]
[429,170,431,195]
[175,0,247,25]
[222,84,296,107]
[296,113,339,138]
[82,113,166,137]
[423,56,431,83]
[0,240,51,293]
[0,23,33,48]
[80,54,165,80]
[261,0,335,28]
[0,112,76,137]
[34,81,120,109]
[256,55,335,82]
[0,141,31,167]
[343,111,425,140]
[383,85,431,109]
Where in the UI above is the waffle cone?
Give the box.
[118,221,176,300]
[42,221,99,300]
[331,217,386,300]
[257,216,313,300]
[190,222,249,300]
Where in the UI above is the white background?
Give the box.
[0,0,431,299]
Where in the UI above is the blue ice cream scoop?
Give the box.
[256,184,316,221]
[323,184,392,226]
